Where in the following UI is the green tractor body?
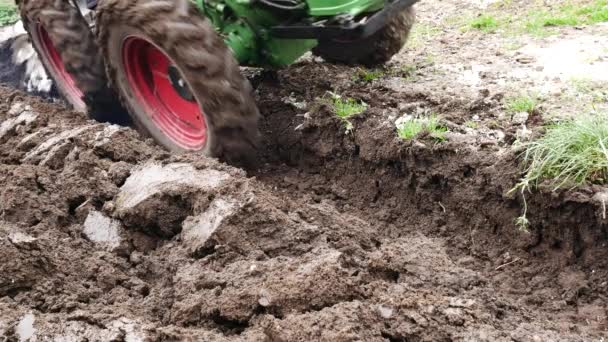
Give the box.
[196,0,414,67]
[18,0,417,161]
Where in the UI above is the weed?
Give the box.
[506,95,537,114]
[390,64,417,80]
[331,96,367,119]
[510,114,608,228]
[569,78,608,103]
[0,3,18,26]
[469,15,499,32]
[353,68,385,82]
[397,119,424,140]
[397,115,448,141]
[322,93,367,134]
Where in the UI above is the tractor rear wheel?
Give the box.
[313,7,416,67]
[17,0,128,124]
[96,0,260,163]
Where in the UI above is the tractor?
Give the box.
[16,0,417,162]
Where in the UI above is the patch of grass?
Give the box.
[352,68,385,82]
[506,95,537,114]
[397,115,448,142]
[569,78,608,104]
[524,1,608,35]
[511,114,608,230]
[332,96,367,119]
[0,3,18,26]
[469,1,608,38]
[576,0,608,23]
[469,15,499,32]
[389,64,418,80]
[524,10,579,36]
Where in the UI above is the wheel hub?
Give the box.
[168,66,194,102]
[121,36,207,150]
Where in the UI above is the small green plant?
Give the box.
[397,119,424,140]
[331,96,367,119]
[352,68,385,82]
[387,64,418,80]
[506,95,537,114]
[0,4,18,26]
[510,114,608,229]
[397,115,448,142]
[328,93,367,133]
[469,15,499,32]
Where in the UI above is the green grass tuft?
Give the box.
[0,3,18,26]
[397,115,448,142]
[506,95,537,114]
[352,68,385,82]
[469,15,499,32]
[398,120,425,140]
[332,96,367,119]
[515,114,608,190]
[511,114,608,230]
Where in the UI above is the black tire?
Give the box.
[313,7,416,67]
[17,0,129,125]
[96,0,260,163]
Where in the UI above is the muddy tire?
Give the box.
[96,0,260,163]
[313,7,416,67]
[17,0,128,124]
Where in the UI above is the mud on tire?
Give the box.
[17,0,128,124]
[96,0,260,163]
[313,7,416,67]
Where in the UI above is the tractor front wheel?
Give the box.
[313,7,416,67]
[17,0,128,124]
[96,0,260,162]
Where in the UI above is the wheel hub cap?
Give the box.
[122,37,207,150]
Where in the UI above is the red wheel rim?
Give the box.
[36,24,85,109]
[122,37,207,150]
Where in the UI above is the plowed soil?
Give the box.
[2,0,608,340]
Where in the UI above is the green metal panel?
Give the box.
[263,38,317,67]
[191,0,385,67]
[306,0,383,16]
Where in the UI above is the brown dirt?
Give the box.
[0,54,607,340]
[1,0,608,339]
